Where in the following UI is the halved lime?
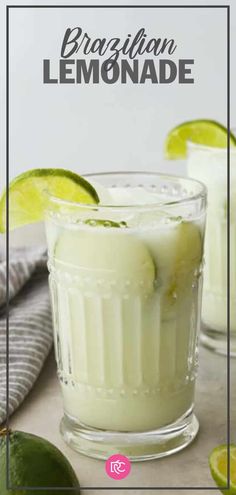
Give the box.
[209,444,236,494]
[165,120,236,159]
[0,168,99,232]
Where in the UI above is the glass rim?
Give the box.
[46,171,207,210]
[187,139,236,154]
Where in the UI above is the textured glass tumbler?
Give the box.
[45,172,206,460]
[187,143,236,356]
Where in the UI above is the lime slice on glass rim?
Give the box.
[209,444,236,494]
[0,168,99,233]
[165,119,236,159]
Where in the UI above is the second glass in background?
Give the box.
[187,143,236,356]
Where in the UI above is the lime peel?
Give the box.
[84,218,127,228]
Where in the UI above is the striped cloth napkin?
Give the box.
[0,246,53,424]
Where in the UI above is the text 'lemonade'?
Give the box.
[45,173,206,460]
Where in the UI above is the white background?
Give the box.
[0,0,235,183]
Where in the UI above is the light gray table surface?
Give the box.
[3,224,235,495]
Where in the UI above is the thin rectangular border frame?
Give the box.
[5,3,230,491]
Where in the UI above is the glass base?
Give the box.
[201,326,236,357]
[60,410,199,461]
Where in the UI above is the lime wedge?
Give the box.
[209,445,236,494]
[0,168,99,232]
[165,120,236,159]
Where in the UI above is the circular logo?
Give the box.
[105,454,131,480]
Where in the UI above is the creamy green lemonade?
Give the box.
[0,168,206,459]
[45,172,206,460]
[187,144,236,355]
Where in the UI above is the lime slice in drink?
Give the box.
[165,119,236,159]
[175,221,203,271]
[55,228,156,289]
[209,444,236,494]
[164,220,203,308]
[0,168,99,232]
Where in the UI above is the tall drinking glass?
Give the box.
[187,144,236,356]
[45,172,206,460]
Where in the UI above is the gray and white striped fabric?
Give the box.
[0,246,53,424]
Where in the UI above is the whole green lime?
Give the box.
[0,429,80,495]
